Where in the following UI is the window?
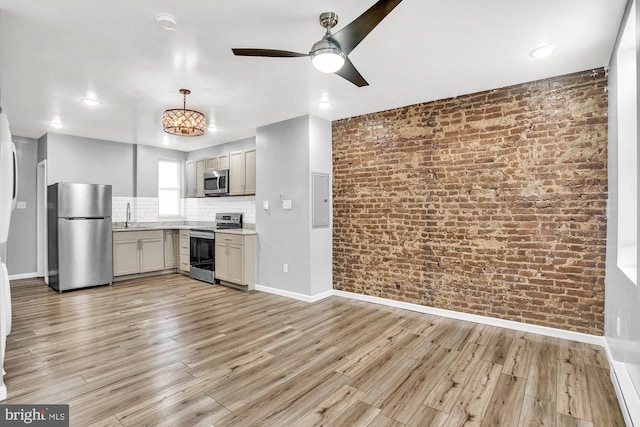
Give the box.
[158,160,181,217]
[616,0,637,285]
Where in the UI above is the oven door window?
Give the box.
[190,236,215,271]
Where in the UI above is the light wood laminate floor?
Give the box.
[4,275,625,426]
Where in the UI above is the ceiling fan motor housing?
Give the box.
[319,12,339,29]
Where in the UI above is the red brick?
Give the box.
[332,69,607,335]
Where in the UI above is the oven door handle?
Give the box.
[190,230,215,239]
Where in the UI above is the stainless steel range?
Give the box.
[190,213,243,284]
[190,227,216,284]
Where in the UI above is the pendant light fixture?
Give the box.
[162,89,206,136]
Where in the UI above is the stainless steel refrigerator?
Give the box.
[47,183,113,292]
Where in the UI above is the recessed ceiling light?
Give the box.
[530,44,557,58]
[156,13,178,31]
[80,97,101,106]
[208,124,218,132]
[50,119,63,128]
[162,141,170,146]
[317,100,333,109]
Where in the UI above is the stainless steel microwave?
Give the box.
[204,169,229,196]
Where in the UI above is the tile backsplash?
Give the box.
[112,196,256,224]
[185,196,256,223]
[112,197,136,222]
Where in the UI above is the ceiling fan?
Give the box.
[232,0,404,87]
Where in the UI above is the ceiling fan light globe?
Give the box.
[311,50,345,73]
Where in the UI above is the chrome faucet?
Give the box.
[125,202,131,228]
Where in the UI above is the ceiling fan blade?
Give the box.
[334,57,369,87]
[330,0,403,55]
[232,48,309,58]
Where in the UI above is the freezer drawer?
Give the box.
[52,218,113,292]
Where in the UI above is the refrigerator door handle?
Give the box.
[11,143,17,211]
[63,217,109,220]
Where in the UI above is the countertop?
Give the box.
[214,228,257,236]
[112,222,256,235]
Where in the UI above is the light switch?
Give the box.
[16,201,26,209]
[282,200,292,210]
[263,201,269,210]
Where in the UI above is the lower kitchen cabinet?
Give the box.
[113,230,165,277]
[164,230,178,268]
[113,238,139,276]
[140,236,164,272]
[179,230,190,273]
[215,232,255,290]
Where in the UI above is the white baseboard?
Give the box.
[604,340,639,426]
[254,286,604,346]
[8,272,39,280]
[334,290,604,345]
[255,284,333,303]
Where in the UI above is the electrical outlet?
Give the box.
[263,201,269,210]
[282,200,292,210]
[283,264,288,273]
[16,201,26,209]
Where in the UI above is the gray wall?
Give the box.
[136,145,187,198]
[605,0,640,416]
[308,115,332,296]
[37,133,47,163]
[186,136,256,161]
[6,136,38,275]
[47,133,135,197]
[256,115,332,297]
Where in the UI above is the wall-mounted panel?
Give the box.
[312,173,329,229]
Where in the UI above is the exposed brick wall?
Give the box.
[332,69,608,335]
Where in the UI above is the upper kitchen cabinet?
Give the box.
[229,149,256,196]
[186,158,207,198]
[217,153,230,170]
[186,148,254,198]
[205,153,230,172]
[185,160,196,198]
[195,158,206,197]
[244,149,256,194]
[205,157,216,171]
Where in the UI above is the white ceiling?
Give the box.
[0,0,628,152]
